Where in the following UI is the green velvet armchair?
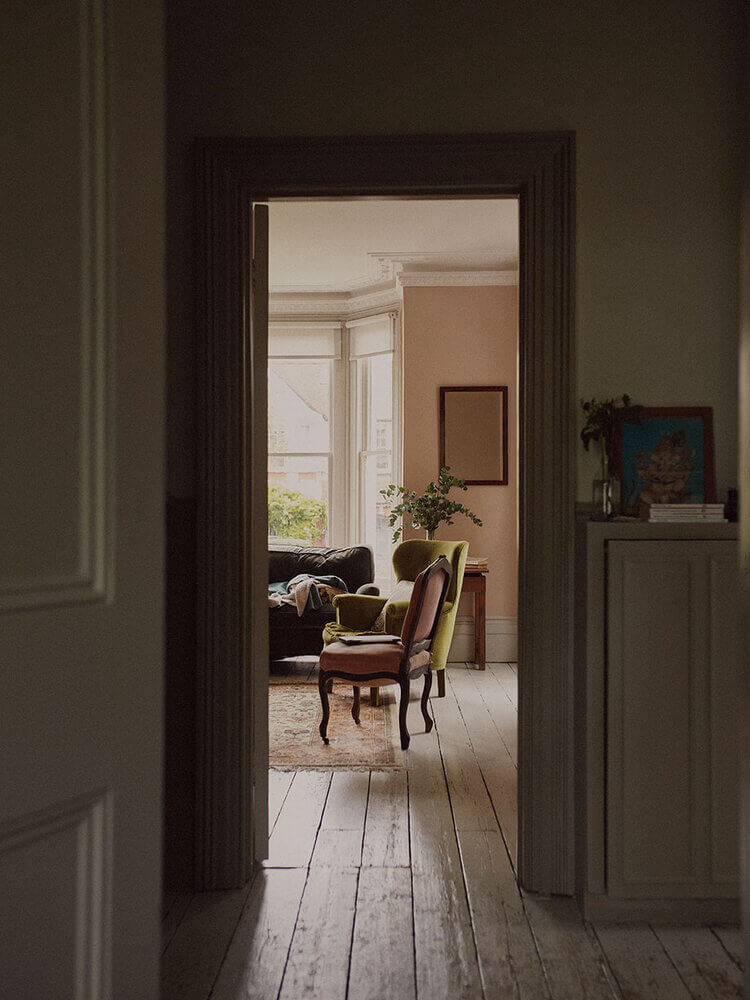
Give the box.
[322,539,469,698]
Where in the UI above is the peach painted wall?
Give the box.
[402,284,518,618]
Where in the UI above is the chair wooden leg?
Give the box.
[398,678,410,750]
[352,686,361,724]
[437,670,446,698]
[326,677,334,693]
[318,673,331,744]
[370,687,379,706]
[421,669,433,733]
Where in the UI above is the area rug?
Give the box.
[269,683,403,770]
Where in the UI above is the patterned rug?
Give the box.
[269,683,403,770]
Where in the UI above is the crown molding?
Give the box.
[398,269,518,287]
[269,268,518,316]
[269,284,402,318]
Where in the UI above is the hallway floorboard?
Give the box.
[162,663,742,1000]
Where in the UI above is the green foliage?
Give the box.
[580,395,641,462]
[379,467,483,543]
[268,484,327,543]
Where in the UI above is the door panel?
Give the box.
[0,0,165,995]
[607,540,740,900]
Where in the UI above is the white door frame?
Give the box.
[194,133,576,893]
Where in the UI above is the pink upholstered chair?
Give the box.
[317,556,453,750]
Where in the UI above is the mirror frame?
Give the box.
[439,385,509,485]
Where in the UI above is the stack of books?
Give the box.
[465,555,489,572]
[639,502,726,523]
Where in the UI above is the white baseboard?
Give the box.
[448,615,518,663]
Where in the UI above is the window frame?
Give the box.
[267,313,401,558]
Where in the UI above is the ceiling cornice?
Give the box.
[398,270,518,287]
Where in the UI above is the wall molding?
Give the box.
[398,269,518,287]
[269,268,518,318]
[0,0,110,614]
[0,790,112,998]
[449,615,518,662]
[196,132,575,894]
[270,283,401,318]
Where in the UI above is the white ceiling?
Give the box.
[268,199,519,292]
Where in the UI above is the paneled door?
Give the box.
[0,0,165,996]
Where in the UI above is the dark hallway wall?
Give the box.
[164,0,743,887]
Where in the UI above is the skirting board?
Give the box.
[448,615,517,663]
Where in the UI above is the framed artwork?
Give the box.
[614,407,716,514]
[439,386,509,485]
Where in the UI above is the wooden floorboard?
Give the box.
[712,925,743,969]
[653,925,743,999]
[362,769,409,868]
[446,664,518,865]
[209,868,307,1000]
[348,866,416,1000]
[267,770,332,868]
[522,896,621,999]
[458,828,549,998]
[311,770,369,869]
[407,731,483,1000]
[593,923,690,999]
[162,882,256,1000]
[279,866,359,1000]
[163,662,741,1000]
[269,769,295,835]
[161,891,193,955]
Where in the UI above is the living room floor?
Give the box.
[161,663,742,999]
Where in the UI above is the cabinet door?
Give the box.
[606,541,739,899]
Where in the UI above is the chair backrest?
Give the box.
[400,556,453,656]
[391,539,468,607]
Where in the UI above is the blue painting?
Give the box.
[618,410,713,512]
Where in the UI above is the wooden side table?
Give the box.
[461,569,487,669]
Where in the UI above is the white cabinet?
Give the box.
[576,523,740,921]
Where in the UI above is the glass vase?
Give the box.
[592,446,617,519]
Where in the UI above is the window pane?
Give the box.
[367,353,393,452]
[348,316,392,356]
[268,454,328,546]
[268,360,331,453]
[269,324,340,357]
[362,451,395,589]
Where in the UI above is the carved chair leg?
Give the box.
[326,677,334,693]
[398,678,410,750]
[318,673,331,744]
[370,687,379,706]
[421,669,434,733]
[437,670,446,698]
[352,686,361,724]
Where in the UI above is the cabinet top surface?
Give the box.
[581,520,738,542]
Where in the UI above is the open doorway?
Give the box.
[265,197,520,787]
[190,133,576,899]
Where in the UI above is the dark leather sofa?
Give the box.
[268,544,379,660]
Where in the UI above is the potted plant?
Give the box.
[380,467,482,542]
[580,394,640,517]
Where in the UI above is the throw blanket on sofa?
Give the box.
[268,574,348,617]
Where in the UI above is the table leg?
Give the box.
[474,585,486,670]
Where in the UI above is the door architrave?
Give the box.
[195,132,576,893]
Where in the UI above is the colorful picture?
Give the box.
[615,407,715,513]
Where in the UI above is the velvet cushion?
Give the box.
[320,640,405,674]
[319,640,431,676]
[269,544,374,593]
[372,579,414,631]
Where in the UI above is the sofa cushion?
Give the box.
[269,544,374,594]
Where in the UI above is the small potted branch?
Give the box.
[580,394,641,518]
[380,467,483,542]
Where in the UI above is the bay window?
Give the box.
[268,314,400,590]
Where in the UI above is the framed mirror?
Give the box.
[439,385,509,486]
